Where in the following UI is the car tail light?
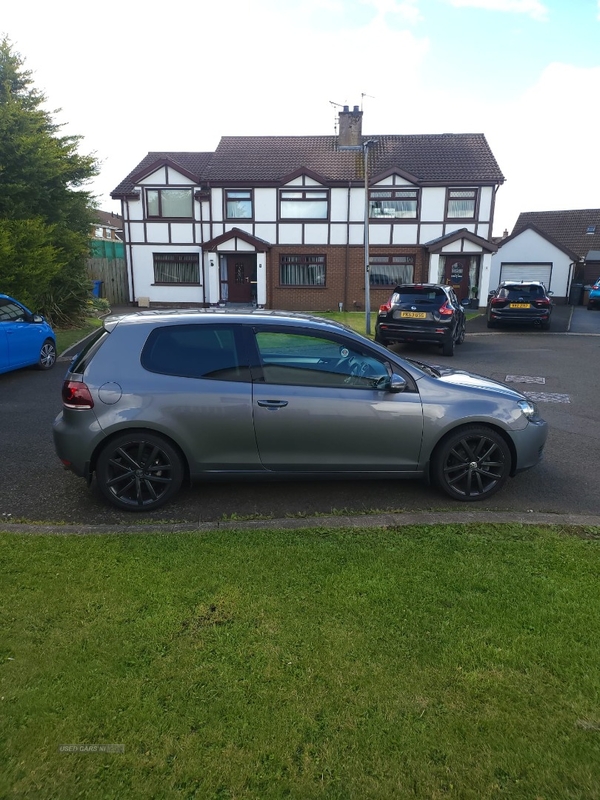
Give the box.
[62,380,94,409]
[533,298,550,308]
[490,297,505,306]
[379,299,392,313]
[438,302,453,316]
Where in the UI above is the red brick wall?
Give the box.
[267,245,429,312]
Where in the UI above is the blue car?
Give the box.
[587,280,600,310]
[0,294,57,375]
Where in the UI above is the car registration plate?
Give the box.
[509,303,530,308]
[397,311,427,319]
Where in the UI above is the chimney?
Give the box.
[338,105,363,148]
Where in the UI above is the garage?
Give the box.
[499,262,552,287]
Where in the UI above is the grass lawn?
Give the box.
[1,524,599,799]
[54,317,103,355]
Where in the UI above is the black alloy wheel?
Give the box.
[96,432,184,511]
[432,425,511,501]
[456,322,466,345]
[37,339,57,370]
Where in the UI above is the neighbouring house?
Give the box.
[111,106,505,311]
[490,209,600,303]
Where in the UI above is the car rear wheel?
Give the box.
[96,432,184,511]
[456,323,466,345]
[441,336,455,357]
[486,318,496,329]
[432,425,511,501]
[36,339,56,370]
[374,329,387,346]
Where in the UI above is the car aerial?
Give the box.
[374,283,466,357]
[0,294,57,375]
[487,281,553,329]
[587,279,600,310]
[52,309,548,512]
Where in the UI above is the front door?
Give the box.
[443,256,471,302]
[226,255,255,303]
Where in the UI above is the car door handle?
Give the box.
[257,400,289,409]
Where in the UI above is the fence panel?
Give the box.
[86,258,129,306]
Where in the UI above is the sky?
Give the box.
[2,0,599,236]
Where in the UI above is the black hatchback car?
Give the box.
[487,281,553,329]
[375,283,466,356]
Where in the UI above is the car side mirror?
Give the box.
[388,373,407,393]
[32,314,44,323]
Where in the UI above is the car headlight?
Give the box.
[517,399,539,419]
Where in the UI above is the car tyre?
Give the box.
[441,336,455,357]
[36,339,57,370]
[456,322,466,345]
[374,329,387,346]
[540,320,550,330]
[486,318,496,329]
[432,425,511,501]
[96,432,184,511]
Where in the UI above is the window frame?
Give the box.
[278,189,329,221]
[152,253,201,285]
[146,188,194,219]
[368,188,420,221]
[224,189,254,220]
[446,188,479,220]
[368,254,415,287]
[279,254,327,288]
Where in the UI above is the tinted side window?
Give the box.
[142,324,249,381]
[254,331,388,389]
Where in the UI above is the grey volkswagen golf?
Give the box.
[53,309,548,511]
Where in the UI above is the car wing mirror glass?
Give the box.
[32,314,44,323]
[388,373,407,393]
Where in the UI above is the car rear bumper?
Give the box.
[489,310,551,324]
[376,321,454,345]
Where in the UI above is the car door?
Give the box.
[0,299,40,369]
[250,326,424,472]
[0,322,9,373]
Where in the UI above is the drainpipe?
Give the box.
[125,197,136,304]
[344,180,351,312]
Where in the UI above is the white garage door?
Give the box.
[500,263,552,287]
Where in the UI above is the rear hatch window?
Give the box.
[392,287,446,306]
[501,285,545,301]
[68,328,109,375]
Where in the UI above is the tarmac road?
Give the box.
[1,306,600,530]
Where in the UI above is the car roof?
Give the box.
[102,308,361,337]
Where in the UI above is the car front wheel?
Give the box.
[432,425,511,501]
[96,432,184,511]
[37,339,57,370]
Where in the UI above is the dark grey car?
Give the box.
[53,310,548,511]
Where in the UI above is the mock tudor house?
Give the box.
[490,209,600,303]
[111,106,505,311]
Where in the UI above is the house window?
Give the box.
[447,189,477,219]
[369,255,415,286]
[586,225,596,234]
[147,188,193,218]
[279,190,328,220]
[369,189,418,219]
[153,253,200,284]
[225,190,253,219]
[280,255,326,286]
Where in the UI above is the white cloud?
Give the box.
[445,0,548,21]
[360,0,423,23]
[487,63,600,232]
